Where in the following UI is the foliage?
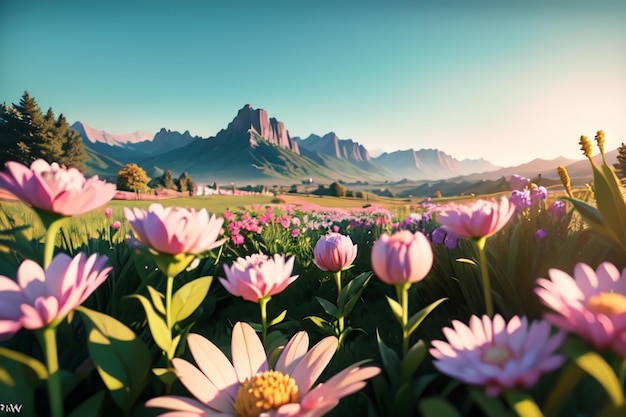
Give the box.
[0,91,86,170]
[116,163,151,193]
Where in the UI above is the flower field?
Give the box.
[1,133,626,417]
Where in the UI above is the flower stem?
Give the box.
[259,296,270,346]
[165,274,175,364]
[396,283,410,358]
[38,326,63,417]
[474,237,493,317]
[43,218,64,269]
[334,271,342,304]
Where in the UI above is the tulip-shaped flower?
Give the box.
[436,197,516,316]
[0,159,116,217]
[371,230,433,286]
[371,230,435,356]
[124,203,226,275]
[430,314,565,397]
[125,203,226,366]
[220,253,298,344]
[536,262,626,356]
[146,322,380,417]
[0,252,111,417]
[0,159,117,268]
[0,253,111,339]
[313,232,357,273]
[313,232,358,339]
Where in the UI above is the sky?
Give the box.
[1,0,625,167]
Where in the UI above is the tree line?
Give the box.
[0,91,86,171]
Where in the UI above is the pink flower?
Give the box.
[0,253,112,339]
[535,262,626,356]
[220,254,298,302]
[124,203,226,255]
[112,220,121,230]
[371,230,433,285]
[436,196,515,239]
[105,207,113,219]
[291,228,300,238]
[313,232,357,273]
[508,174,530,191]
[146,322,380,417]
[231,233,245,245]
[430,314,565,397]
[0,159,116,216]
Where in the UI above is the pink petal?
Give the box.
[187,333,238,399]
[276,331,309,376]
[231,322,268,383]
[290,336,337,394]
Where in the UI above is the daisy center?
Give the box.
[587,292,626,317]
[481,345,513,367]
[234,370,299,417]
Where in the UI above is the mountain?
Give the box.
[71,121,152,146]
[373,148,500,180]
[138,104,396,184]
[295,133,371,163]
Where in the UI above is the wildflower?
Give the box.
[220,253,298,303]
[291,228,300,238]
[548,200,567,219]
[0,159,115,216]
[146,322,380,417]
[536,262,626,356]
[508,174,530,191]
[436,196,515,240]
[112,220,121,230]
[534,228,547,241]
[124,203,225,256]
[510,190,531,213]
[313,233,357,273]
[430,314,565,397]
[105,207,112,219]
[0,253,111,339]
[371,230,433,285]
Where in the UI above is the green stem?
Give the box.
[43,219,64,269]
[396,283,410,358]
[38,326,63,417]
[333,271,342,304]
[165,275,175,363]
[259,296,270,346]
[474,237,493,317]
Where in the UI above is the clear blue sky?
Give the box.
[2,0,625,166]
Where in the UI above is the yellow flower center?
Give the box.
[587,292,626,317]
[481,345,512,367]
[233,370,299,417]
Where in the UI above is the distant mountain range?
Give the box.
[73,104,612,187]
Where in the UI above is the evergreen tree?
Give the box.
[117,163,151,193]
[161,170,176,189]
[177,171,195,195]
[614,142,626,183]
[0,92,87,170]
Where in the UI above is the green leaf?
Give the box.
[0,347,47,380]
[269,309,287,327]
[385,295,403,323]
[376,329,401,386]
[503,389,544,417]
[171,276,213,324]
[77,306,151,416]
[67,390,106,417]
[561,197,606,228]
[562,338,624,406]
[127,294,171,352]
[306,315,332,330]
[418,397,462,417]
[316,296,339,318]
[338,272,371,308]
[406,298,447,337]
[146,285,165,316]
[152,367,178,386]
[341,274,371,318]
[401,340,426,382]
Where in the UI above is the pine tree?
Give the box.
[177,172,195,195]
[614,142,626,182]
[0,92,87,170]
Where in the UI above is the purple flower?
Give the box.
[548,201,567,219]
[431,227,446,244]
[535,228,547,241]
[510,190,531,213]
[508,174,530,191]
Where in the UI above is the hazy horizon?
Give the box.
[2,0,625,167]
